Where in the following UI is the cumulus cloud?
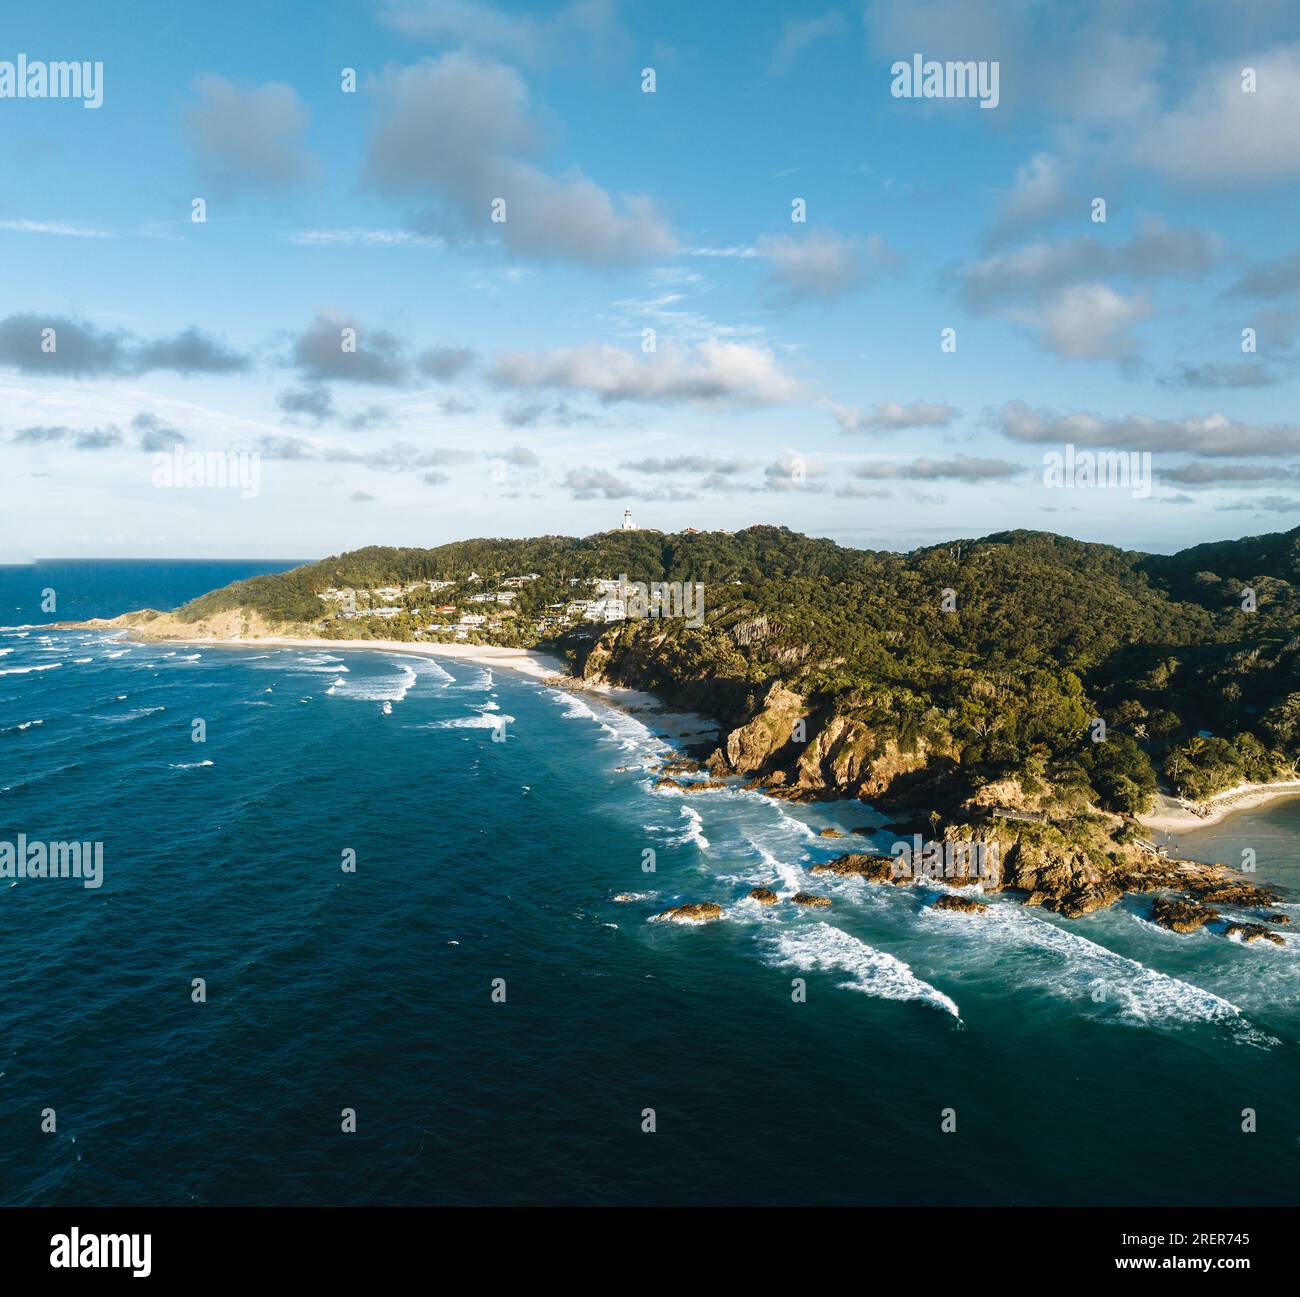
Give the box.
[1132,44,1300,185]
[488,338,800,406]
[132,412,189,451]
[988,152,1073,244]
[758,230,896,302]
[852,456,1022,481]
[829,399,958,434]
[1216,495,1300,513]
[1035,282,1151,361]
[291,309,409,385]
[0,313,248,377]
[1229,249,1300,299]
[620,454,751,475]
[417,346,476,380]
[254,435,474,475]
[279,386,337,422]
[1162,462,1300,487]
[959,221,1217,309]
[562,467,629,499]
[11,424,123,450]
[1159,361,1280,389]
[957,222,1215,360]
[185,75,319,192]
[494,444,540,467]
[363,54,674,266]
[996,399,1300,457]
[135,326,249,375]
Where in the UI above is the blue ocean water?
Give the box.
[1,561,1299,1206]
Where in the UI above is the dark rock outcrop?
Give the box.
[651,902,723,924]
[1224,921,1286,946]
[1149,895,1220,933]
[746,887,779,905]
[810,852,898,882]
[789,891,832,907]
[932,894,988,915]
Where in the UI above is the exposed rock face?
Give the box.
[818,828,843,838]
[721,682,807,774]
[653,777,729,793]
[1266,914,1291,924]
[932,894,987,914]
[1188,879,1284,907]
[659,758,701,775]
[67,607,302,641]
[1224,922,1286,946]
[810,853,898,883]
[651,902,723,924]
[964,777,1028,813]
[789,891,831,907]
[1149,895,1220,933]
[746,887,779,905]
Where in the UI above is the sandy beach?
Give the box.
[1138,780,1300,832]
[120,631,720,751]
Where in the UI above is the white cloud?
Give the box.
[1034,282,1151,361]
[1133,43,1300,185]
[185,76,319,192]
[488,338,801,406]
[997,400,1300,457]
[830,399,958,433]
[363,54,675,266]
[758,230,897,302]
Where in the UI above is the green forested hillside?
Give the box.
[172,523,1300,809]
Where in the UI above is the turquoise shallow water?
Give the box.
[1,562,1298,1206]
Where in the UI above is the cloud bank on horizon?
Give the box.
[3,0,1300,560]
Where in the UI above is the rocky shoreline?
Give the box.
[63,610,1291,937]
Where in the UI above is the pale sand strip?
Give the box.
[127,632,719,747]
[137,633,569,681]
[1138,780,1300,832]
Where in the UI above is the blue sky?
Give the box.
[3,0,1300,559]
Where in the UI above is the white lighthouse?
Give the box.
[621,508,635,530]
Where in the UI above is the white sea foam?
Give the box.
[668,804,710,850]
[766,923,960,1017]
[71,657,93,664]
[170,760,214,770]
[547,686,666,758]
[389,653,455,685]
[931,904,1271,1042]
[0,662,61,676]
[329,662,417,703]
[98,706,165,723]
[424,712,516,731]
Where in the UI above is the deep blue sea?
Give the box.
[1,561,1299,1206]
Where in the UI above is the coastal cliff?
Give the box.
[69,522,1300,926]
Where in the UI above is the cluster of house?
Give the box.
[314,568,641,640]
